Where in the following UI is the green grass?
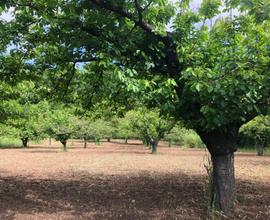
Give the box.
[0,137,21,149]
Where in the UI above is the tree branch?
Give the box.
[89,0,166,41]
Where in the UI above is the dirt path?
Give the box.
[0,140,269,219]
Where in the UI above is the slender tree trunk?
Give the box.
[84,138,87,148]
[21,137,28,148]
[61,140,67,151]
[125,138,128,144]
[211,153,235,217]
[49,137,52,145]
[197,127,239,218]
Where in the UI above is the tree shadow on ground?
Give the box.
[0,172,269,219]
[0,173,207,220]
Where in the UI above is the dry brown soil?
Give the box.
[0,140,269,219]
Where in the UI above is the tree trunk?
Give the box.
[197,126,239,218]
[61,140,67,151]
[257,143,266,156]
[211,153,235,217]
[257,143,264,156]
[107,138,111,142]
[151,140,159,154]
[49,137,52,145]
[125,138,128,144]
[21,137,28,148]
[84,138,87,148]
[168,141,172,147]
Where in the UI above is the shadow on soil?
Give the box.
[0,173,206,219]
[0,173,269,219]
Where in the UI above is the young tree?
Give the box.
[240,115,270,156]
[45,108,78,151]
[116,116,139,143]
[2,0,270,216]
[75,118,92,148]
[4,100,47,148]
[87,119,114,145]
[125,108,174,154]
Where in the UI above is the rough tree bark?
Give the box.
[21,137,28,148]
[198,126,239,218]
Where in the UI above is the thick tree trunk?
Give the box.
[84,138,87,148]
[197,126,239,218]
[61,140,67,151]
[257,142,266,156]
[168,141,172,147]
[107,138,111,142]
[151,140,159,154]
[21,137,28,148]
[211,153,235,217]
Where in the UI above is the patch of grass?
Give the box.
[0,137,21,149]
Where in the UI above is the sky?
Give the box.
[0,9,13,22]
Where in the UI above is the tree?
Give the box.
[240,115,270,156]
[116,116,139,143]
[45,108,78,151]
[88,118,114,145]
[75,118,92,148]
[2,84,48,148]
[125,108,174,154]
[2,0,270,216]
[6,103,43,147]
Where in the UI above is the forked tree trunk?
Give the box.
[198,127,239,218]
[61,140,67,151]
[21,137,28,148]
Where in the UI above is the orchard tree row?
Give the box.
[1,0,270,217]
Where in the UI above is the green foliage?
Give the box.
[239,115,270,147]
[44,107,79,150]
[3,101,48,147]
[125,107,175,151]
[182,131,205,148]
[115,117,138,140]
[164,125,205,148]
[0,137,21,148]
[199,0,222,19]
[88,119,115,144]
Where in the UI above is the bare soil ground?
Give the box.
[0,140,269,220]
